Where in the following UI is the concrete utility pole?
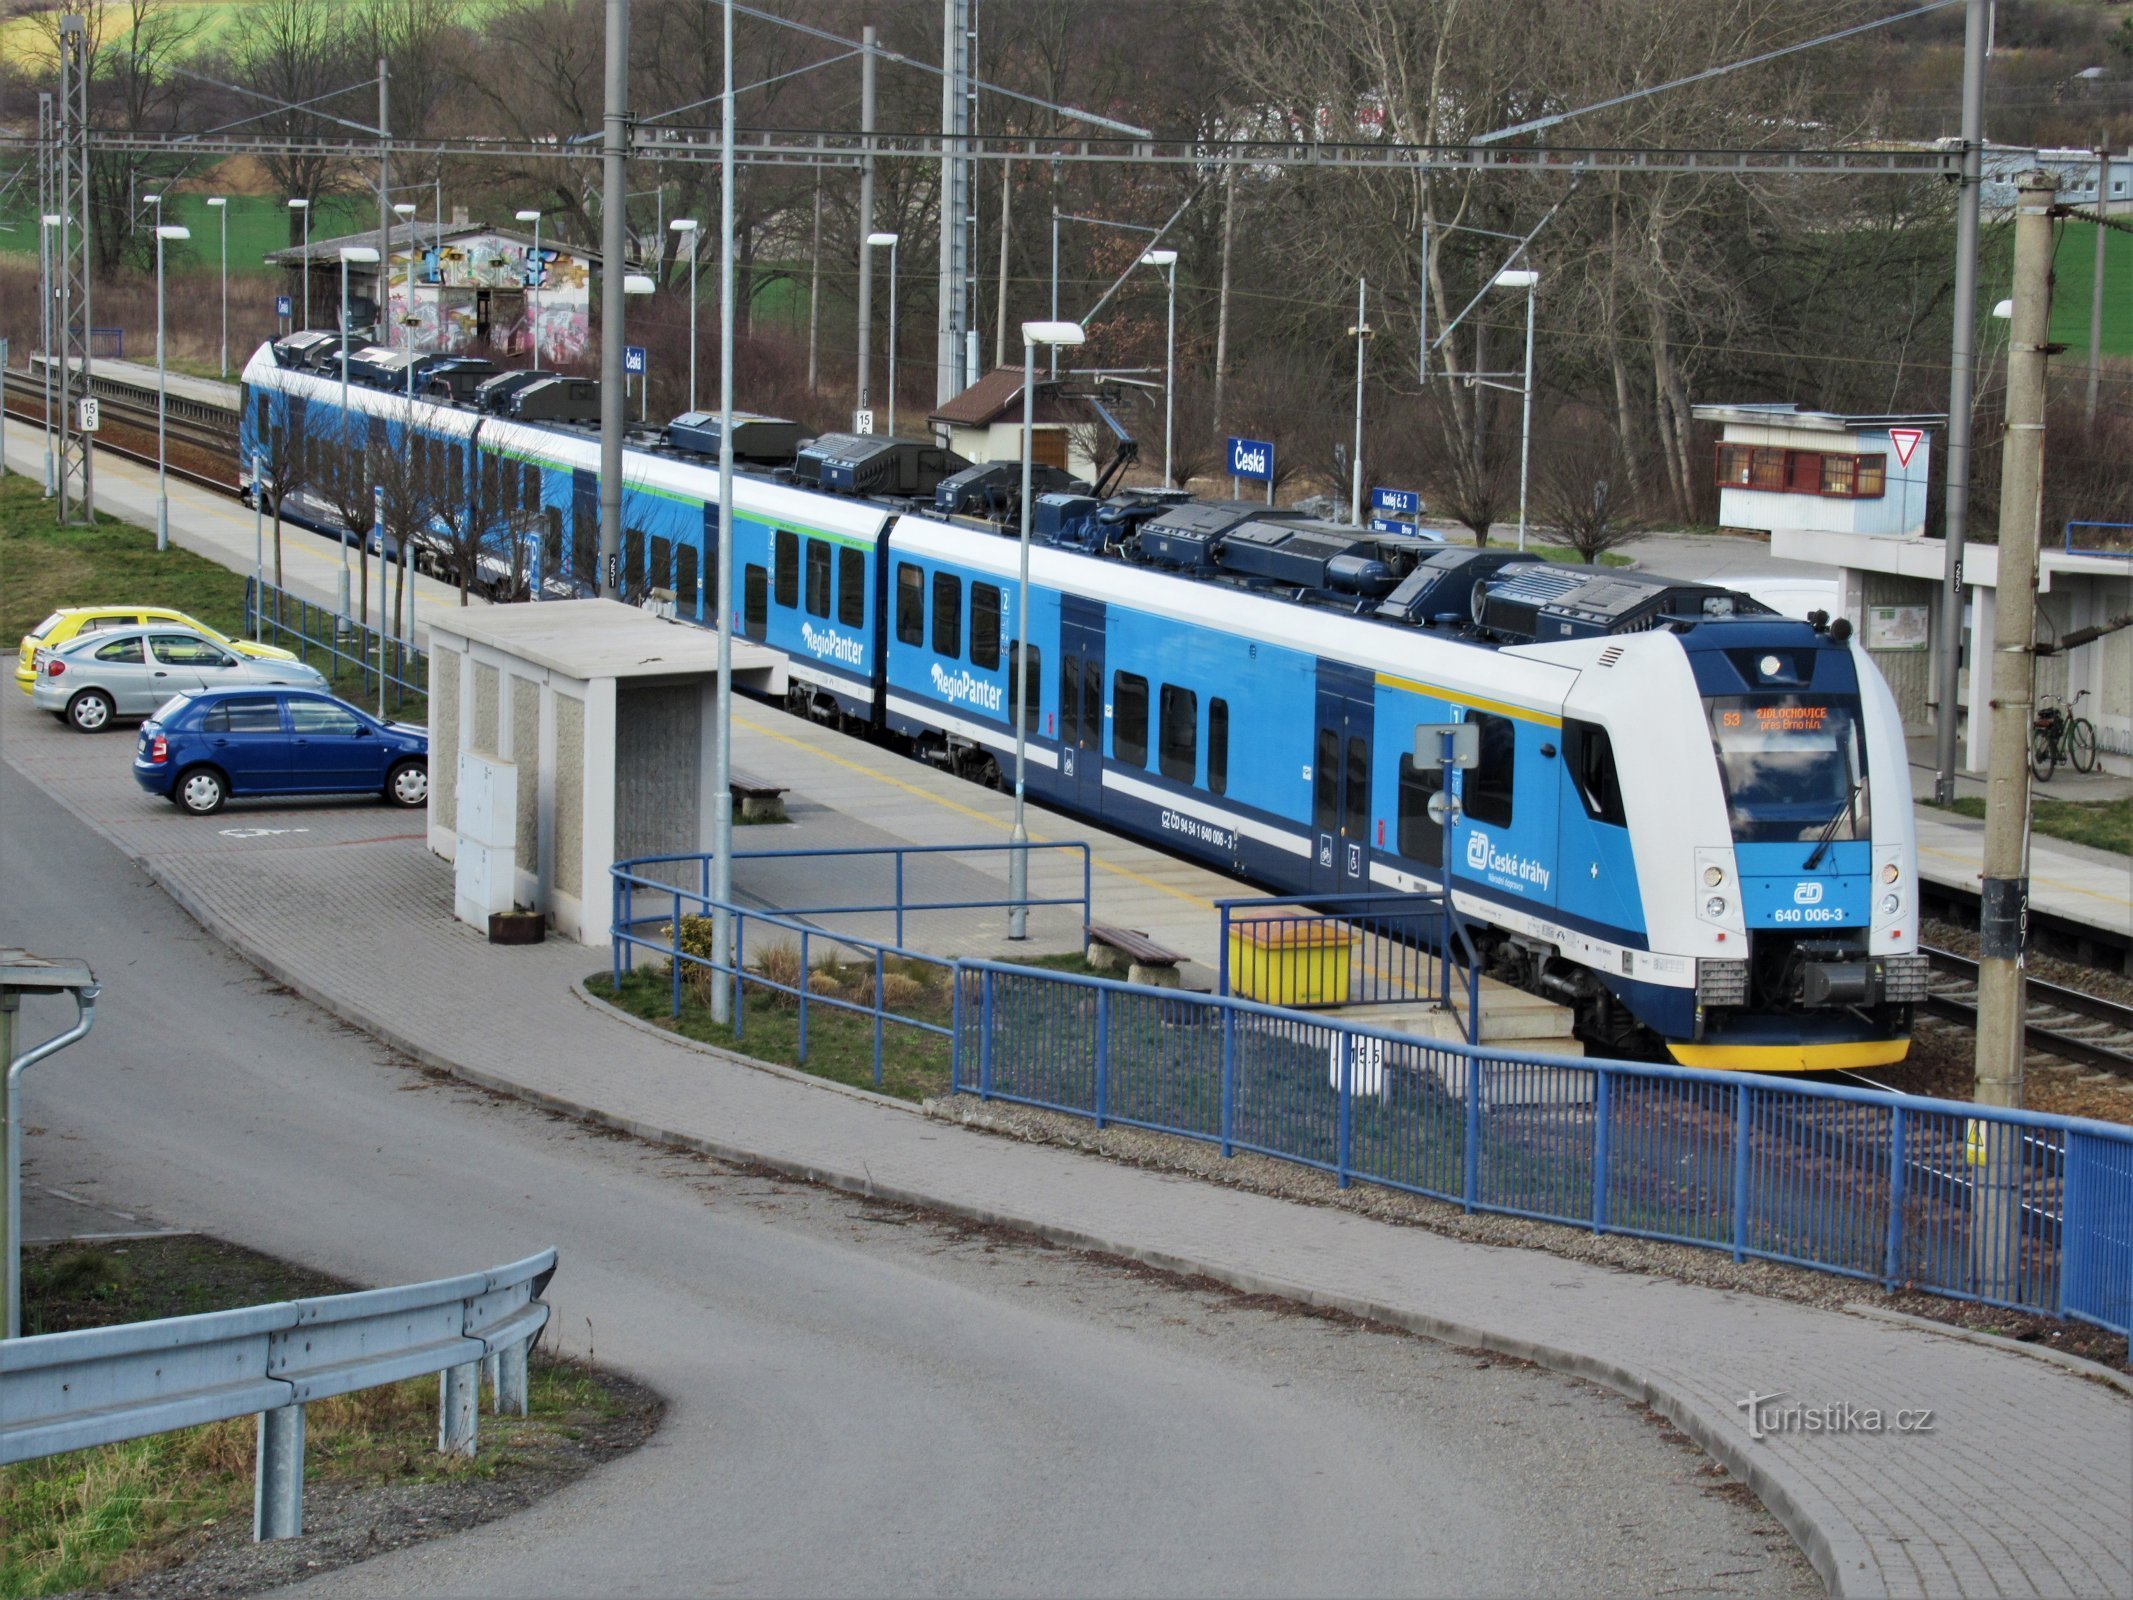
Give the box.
[378,57,390,338]
[936,0,973,404]
[597,0,629,597]
[1973,168,2057,1114]
[1214,164,1237,430]
[1932,0,1990,805]
[2085,141,2108,431]
[995,162,1012,369]
[854,26,876,420]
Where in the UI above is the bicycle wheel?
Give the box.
[2068,717,2098,774]
[2030,727,2057,782]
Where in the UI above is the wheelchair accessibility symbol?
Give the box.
[1347,841,1362,877]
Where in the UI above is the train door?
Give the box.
[1059,594,1106,814]
[1311,662,1374,897]
[572,470,598,590]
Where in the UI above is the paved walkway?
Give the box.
[4,690,2127,1600]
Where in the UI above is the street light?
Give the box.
[205,197,228,379]
[394,203,418,398]
[866,233,899,434]
[670,218,701,413]
[1491,267,1539,553]
[288,198,310,330]
[622,273,656,423]
[1346,278,1373,528]
[516,209,545,368]
[1140,249,1177,487]
[1010,319,1087,939]
[153,224,190,553]
[38,214,60,498]
[337,246,380,620]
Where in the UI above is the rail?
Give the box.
[955,961,2133,1336]
[1921,944,2133,1077]
[1215,890,1481,1042]
[11,359,239,442]
[245,576,428,718]
[2,1248,557,1542]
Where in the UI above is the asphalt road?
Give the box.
[2,758,1816,1598]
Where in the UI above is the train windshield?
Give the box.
[1705,696,1869,844]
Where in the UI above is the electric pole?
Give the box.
[597,0,629,596]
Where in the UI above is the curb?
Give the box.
[134,853,1879,1599]
[1841,1302,2133,1397]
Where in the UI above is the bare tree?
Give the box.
[365,402,447,637]
[430,440,520,606]
[314,409,383,626]
[250,387,323,590]
[1533,405,1648,563]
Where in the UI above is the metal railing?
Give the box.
[2,1249,557,1541]
[245,576,427,718]
[955,962,2133,1336]
[1215,890,1481,1042]
[2064,521,2133,557]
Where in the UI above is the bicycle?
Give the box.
[2029,689,2097,781]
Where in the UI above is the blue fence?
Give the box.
[952,962,2133,1335]
[244,577,426,717]
[1215,890,1480,1042]
[2064,521,2133,557]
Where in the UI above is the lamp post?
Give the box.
[1139,249,1177,487]
[337,246,380,620]
[670,218,700,413]
[1010,319,1086,939]
[153,224,190,553]
[516,209,544,368]
[288,198,310,331]
[622,273,655,423]
[39,215,60,498]
[205,197,227,379]
[867,233,899,434]
[394,202,418,399]
[1346,278,1372,529]
[1491,267,1539,553]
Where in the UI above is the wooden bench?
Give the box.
[1084,922,1188,989]
[729,767,790,823]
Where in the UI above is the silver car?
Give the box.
[33,627,328,732]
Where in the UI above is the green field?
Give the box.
[0,194,374,275]
[2048,220,2133,360]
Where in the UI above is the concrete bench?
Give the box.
[1084,922,1187,989]
[729,767,789,823]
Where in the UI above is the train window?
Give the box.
[1397,756,1444,867]
[1565,719,1627,826]
[543,508,563,579]
[932,572,963,659]
[448,444,463,509]
[571,506,595,583]
[1008,642,1042,732]
[1466,713,1516,828]
[1159,684,1197,783]
[1061,655,1082,747]
[525,464,542,509]
[479,452,499,512]
[677,543,699,612]
[254,395,268,449]
[624,526,646,600]
[838,546,866,627]
[805,539,833,618]
[896,564,924,645]
[970,583,1001,669]
[774,529,799,609]
[743,565,768,640]
[1314,729,1339,832]
[1208,699,1229,795]
[651,535,673,594]
[1081,661,1103,749]
[1344,736,1370,840]
[1113,672,1149,766]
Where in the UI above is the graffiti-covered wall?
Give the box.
[381,232,594,363]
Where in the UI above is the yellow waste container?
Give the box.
[1228,910,1354,1006]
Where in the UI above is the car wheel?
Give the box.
[177,766,228,816]
[385,759,429,807]
[66,689,116,732]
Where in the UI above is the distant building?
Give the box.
[929,367,1100,480]
[264,224,604,362]
[1978,144,2131,214]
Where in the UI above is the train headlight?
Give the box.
[1758,654,1783,678]
[1704,895,1727,919]
[1879,893,1900,917]
[1703,865,1725,887]
[1881,863,1900,884]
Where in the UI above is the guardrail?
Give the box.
[1215,890,1480,1042]
[245,576,427,717]
[2,1248,556,1541]
[952,962,2133,1336]
[2065,520,2133,557]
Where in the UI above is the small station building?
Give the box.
[928,369,1102,480]
[1695,402,2131,773]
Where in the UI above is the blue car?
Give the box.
[133,687,428,816]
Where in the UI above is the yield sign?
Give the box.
[1889,427,1924,467]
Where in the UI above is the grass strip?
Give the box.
[1937,793,2131,856]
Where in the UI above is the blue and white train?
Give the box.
[241,340,1928,1070]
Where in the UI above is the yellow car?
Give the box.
[18,606,296,693]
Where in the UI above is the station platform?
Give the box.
[28,353,242,416]
[1913,802,2132,944]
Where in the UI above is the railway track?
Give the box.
[1919,944,2133,1078]
[5,369,239,491]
